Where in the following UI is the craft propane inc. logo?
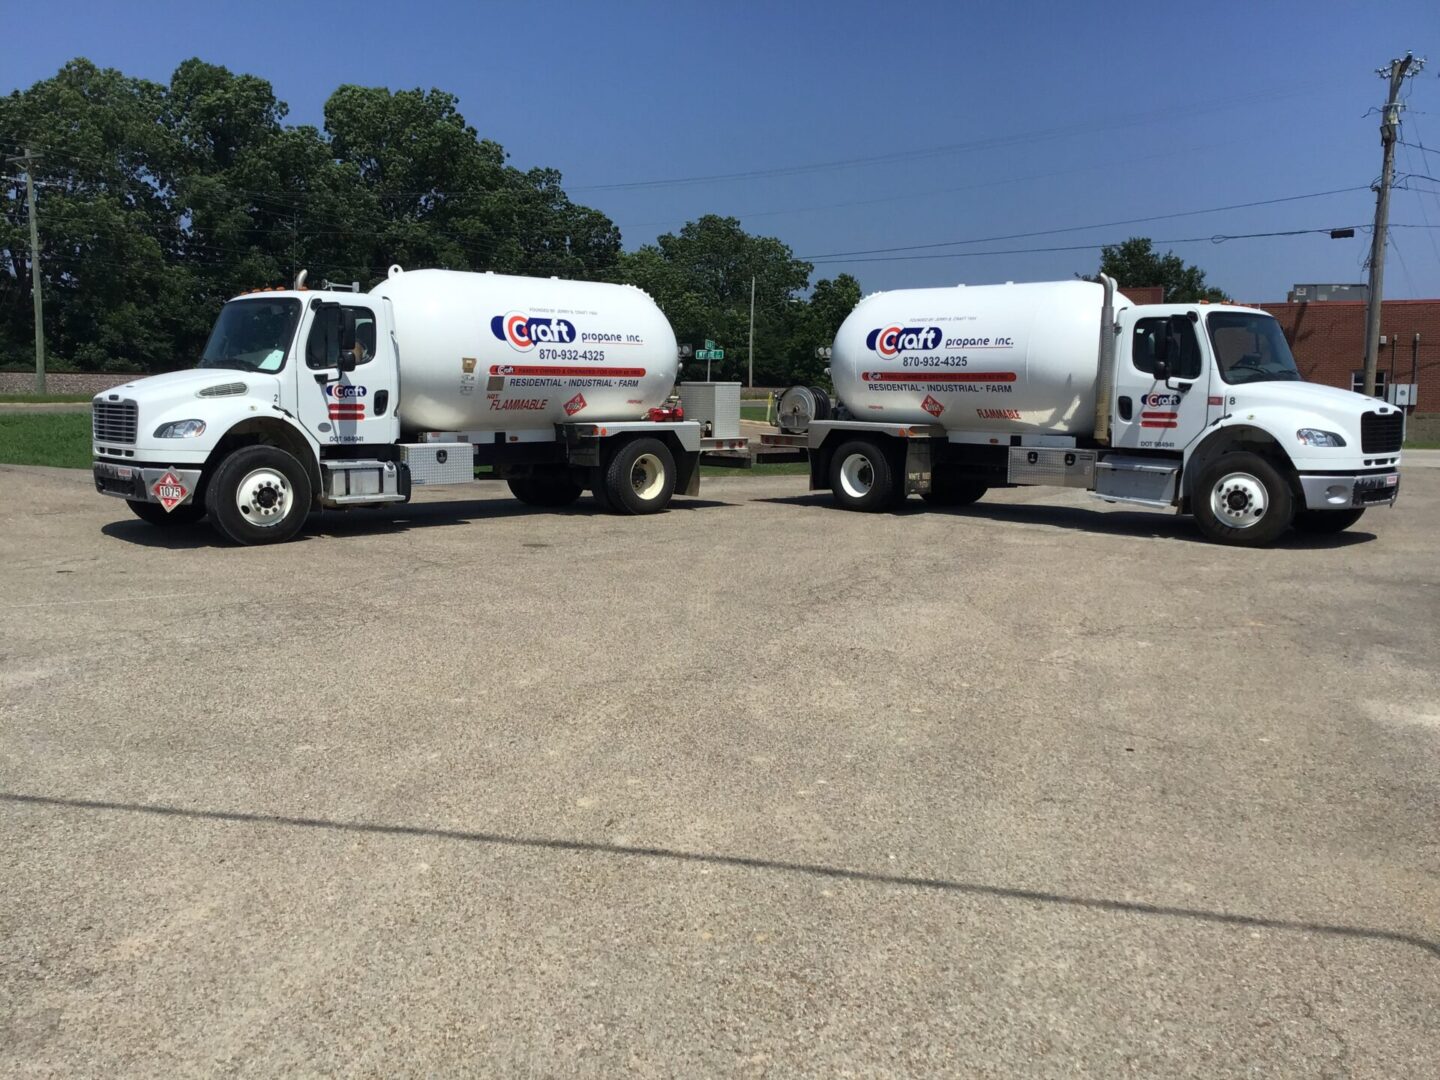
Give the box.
[491,312,577,352]
[864,325,942,358]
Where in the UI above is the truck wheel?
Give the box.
[205,445,312,546]
[921,473,987,507]
[508,472,583,508]
[127,499,205,526]
[1192,452,1294,547]
[1293,508,1365,534]
[603,437,676,514]
[829,439,898,512]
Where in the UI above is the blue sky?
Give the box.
[4,1,1439,300]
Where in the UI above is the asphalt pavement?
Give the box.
[2,464,1437,1077]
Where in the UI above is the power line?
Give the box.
[613,139,1243,231]
[567,83,1332,191]
[806,224,1437,266]
[797,187,1370,261]
[1399,122,1440,273]
[1,82,1327,198]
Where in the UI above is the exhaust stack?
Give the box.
[1093,273,1117,445]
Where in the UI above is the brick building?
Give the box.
[1256,298,1439,412]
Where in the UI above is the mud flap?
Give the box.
[904,438,933,495]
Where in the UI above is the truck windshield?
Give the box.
[199,299,302,373]
[1206,313,1302,385]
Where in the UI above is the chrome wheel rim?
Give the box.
[1211,471,1268,529]
[839,453,875,499]
[236,467,292,528]
[630,453,665,501]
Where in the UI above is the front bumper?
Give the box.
[94,460,204,508]
[1298,471,1400,510]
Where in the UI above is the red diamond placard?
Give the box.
[151,470,189,512]
[921,394,944,418]
[563,393,587,416]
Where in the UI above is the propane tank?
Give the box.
[369,268,679,433]
[829,279,1127,436]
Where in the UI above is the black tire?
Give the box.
[1191,451,1295,547]
[828,439,898,512]
[204,445,312,546]
[127,498,205,526]
[508,471,583,508]
[602,437,676,515]
[1293,508,1365,534]
[921,472,988,507]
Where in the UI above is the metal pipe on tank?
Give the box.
[1093,274,1118,445]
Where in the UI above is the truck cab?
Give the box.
[93,284,396,543]
[1106,300,1402,541]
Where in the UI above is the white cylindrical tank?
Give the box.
[830,279,1127,436]
[370,268,679,433]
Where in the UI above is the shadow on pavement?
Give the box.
[756,494,1377,549]
[99,519,233,550]
[99,495,732,548]
[4,791,1433,961]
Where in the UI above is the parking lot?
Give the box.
[2,463,1437,1077]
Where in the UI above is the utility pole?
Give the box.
[5,149,45,393]
[1362,53,1423,397]
[747,276,756,389]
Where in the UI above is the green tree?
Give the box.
[1090,237,1228,302]
[0,59,193,371]
[619,215,813,383]
[323,85,619,279]
[778,273,862,386]
[1,59,626,373]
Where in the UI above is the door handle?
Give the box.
[1118,395,1133,421]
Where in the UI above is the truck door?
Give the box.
[296,298,401,448]
[1111,310,1221,453]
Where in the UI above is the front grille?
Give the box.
[1360,410,1404,454]
[93,400,138,444]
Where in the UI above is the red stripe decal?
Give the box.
[1140,421,1178,429]
[861,371,1017,383]
[489,365,647,378]
[1140,411,1178,419]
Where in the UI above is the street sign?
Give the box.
[695,348,725,361]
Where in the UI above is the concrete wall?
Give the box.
[0,372,142,396]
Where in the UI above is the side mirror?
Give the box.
[1153,327,1171,362]
[336,309,358,372]
[338,309,357,351]
[1153,358,1171,383]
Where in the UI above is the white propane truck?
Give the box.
[767,276,1403,546]
[90,267,746,545]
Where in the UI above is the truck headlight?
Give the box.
[1296,428,1345,448]
[154,419,207,438]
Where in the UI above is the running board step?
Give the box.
[1093,456,1178,506]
